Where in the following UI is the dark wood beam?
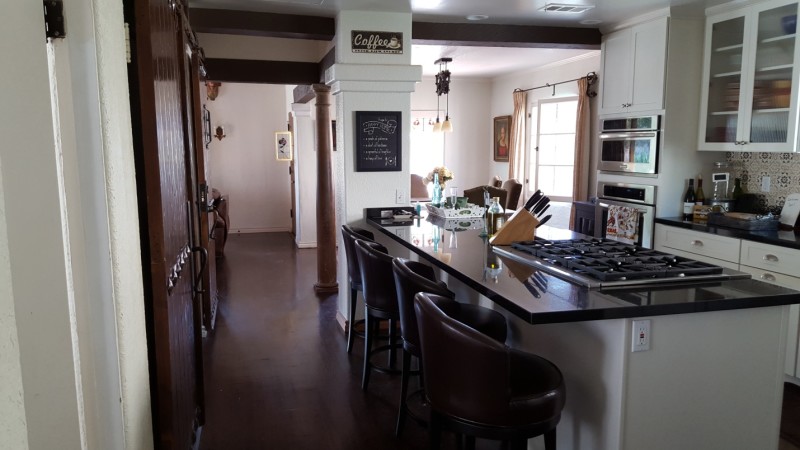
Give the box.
[411,22,601,49]
[189,9,335,41]
[204,58,319,85]
[293,85,315,104]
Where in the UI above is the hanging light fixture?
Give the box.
[434,57,453,133]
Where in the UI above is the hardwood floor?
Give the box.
[199,232,796,449]
[199,232,466,449]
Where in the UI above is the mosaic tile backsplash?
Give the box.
[725,152,800,214]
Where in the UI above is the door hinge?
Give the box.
[124,23,132,63]
[43,0,65,40]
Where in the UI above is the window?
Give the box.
[529,98,578,202]
[409,111,444,178]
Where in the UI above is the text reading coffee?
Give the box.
[351,31,403,54]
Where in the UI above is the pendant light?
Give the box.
[434,57,453,133]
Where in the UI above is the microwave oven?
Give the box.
[598,115,661,174]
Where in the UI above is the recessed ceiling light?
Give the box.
[539,3,595,14]
[580,19,602,25]
[466,14,489,21]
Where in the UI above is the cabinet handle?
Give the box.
[690,240,703,247]
[760,273,777,282]
[763,254,779,262]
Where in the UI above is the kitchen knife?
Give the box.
[530,273,547,292]
[522,279,541,298]
[536,214,552,228]
[532,196,550,216]
[536,204,551,219]
[523,190,543,211]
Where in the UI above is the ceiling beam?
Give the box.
[411,22,602,49]
[188,8,600,49]
[204,58,320,85]
[189,9,335,41]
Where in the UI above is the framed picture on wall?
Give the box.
[493,115,511,162]
[275,131,293,161]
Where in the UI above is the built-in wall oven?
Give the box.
[598,115,661,174]
[595,182,656,248]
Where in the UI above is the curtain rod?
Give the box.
[513,71,598,97]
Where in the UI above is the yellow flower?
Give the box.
[425,166,454,185]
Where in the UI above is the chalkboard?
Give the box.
[355,111,401,172]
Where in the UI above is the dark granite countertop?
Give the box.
[366,209,800,324]
[655,217,800,250]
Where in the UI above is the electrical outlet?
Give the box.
[632,319,651,352]
[761,176,771,193]
[395,189,407,204]
[394,228,408,239]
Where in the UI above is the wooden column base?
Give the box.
[314,282,339,294]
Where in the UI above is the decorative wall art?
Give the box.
[355,111,401,172]
[493,115,511,162]
[275,131,293,161]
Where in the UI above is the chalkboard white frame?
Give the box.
[355,111,402,172]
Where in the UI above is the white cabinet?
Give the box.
[654,224,741,267]
[655,223,800,377]
[599,17,668,115]
[698,0,800,152]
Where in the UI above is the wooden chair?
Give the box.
[502,178,523,210]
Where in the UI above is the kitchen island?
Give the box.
[366,210,800,450]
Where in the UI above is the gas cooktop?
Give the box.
[493,238,748,290]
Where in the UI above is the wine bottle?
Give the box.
[683,179,696,221]
[695,176,705,206]
[732,178,743,200]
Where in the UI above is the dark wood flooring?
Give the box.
[199,232,475,450]
[200,232,799,449]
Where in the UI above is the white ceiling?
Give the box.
[189,0,739,78]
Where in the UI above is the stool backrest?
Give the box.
[355,239,398,314]
[342,225,375,284]
[414,293,509,422]
[392,259,453,354]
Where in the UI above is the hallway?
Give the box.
[199,232,435,449]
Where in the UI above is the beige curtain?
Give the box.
[508,90,527,182]
[569,77,592,229]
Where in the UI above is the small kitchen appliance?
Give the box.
[710,161,735,211]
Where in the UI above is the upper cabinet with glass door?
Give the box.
[699,0,800,152]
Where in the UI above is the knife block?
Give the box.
[489,210,539,245]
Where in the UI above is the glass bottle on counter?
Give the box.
[732,177,743,200]
[486,197,505,236]
[695,176,705,206]
[431,173,442,207]
[683,179,696,221]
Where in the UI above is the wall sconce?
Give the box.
[214,125,226,141]
[206,81,221,101]
[434,57,453,133]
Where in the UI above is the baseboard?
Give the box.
[296,241,317,249]
[230,227,292,234]
[335,310,347,333]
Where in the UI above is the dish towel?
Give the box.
[606,205,640,245]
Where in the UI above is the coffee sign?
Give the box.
[351,31,403,54]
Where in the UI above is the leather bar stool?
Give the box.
[354,239,402,391]
[392,258,508,437]
[341,225,375,354]
[414,292,566,450]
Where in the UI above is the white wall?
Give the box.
[411,76,493,192]
[207,83,292,233]
[490,53,601,196]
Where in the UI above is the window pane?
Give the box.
[552,167,574,197]
[540,100,578,134]
[538,134,576,165]
[409,111,444,177]
[538,166,556,194]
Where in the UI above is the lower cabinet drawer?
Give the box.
[739,264,800,378]
[654,243,739,270]
[740,241,800,278]
[654,224,740,264]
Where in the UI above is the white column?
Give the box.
[328,11,422,321]
[291,102,318,248]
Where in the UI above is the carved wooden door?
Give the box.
[125,0,204,448]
